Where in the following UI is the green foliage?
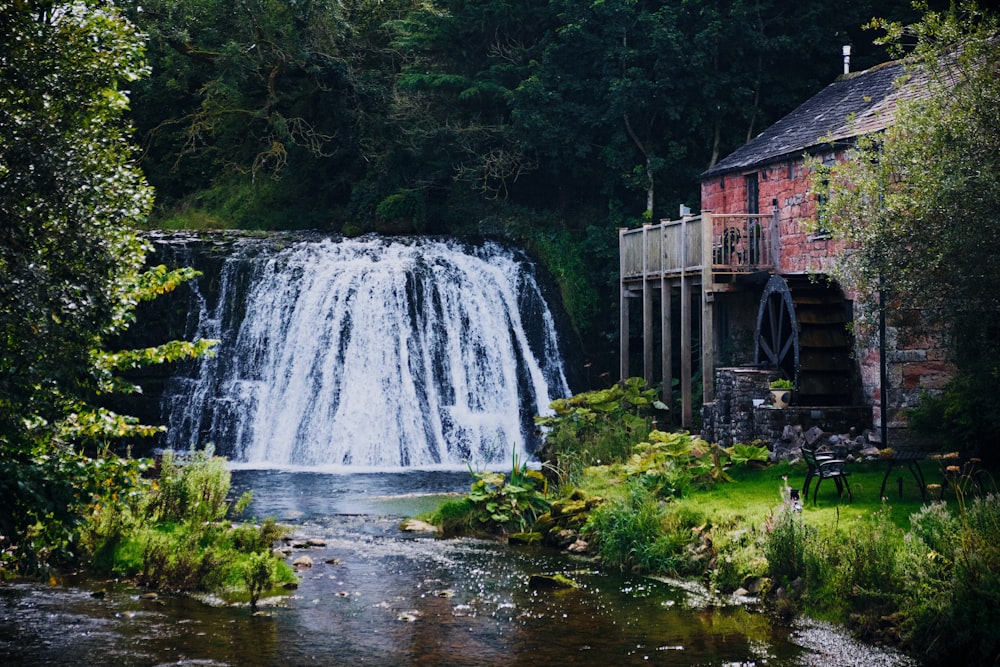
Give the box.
[819,2,1000,455]
[514,219,605,341]
[466,451,550,534]
[147,449,244,525]
[0,445,152,573]
[762,506,811,586]
[899,495,1000,665]
[585,480,706,576]
[430,497,476,538]
[908,375,1000,459]
[1,2,153,433]
[0,2,223,570]
[81,447,293,601]
[535,377,661,478]
[242,550,277,611]
[375,191,426,231]
[622,430,733,497]
[832,509,904,614]
[726,443,771,467]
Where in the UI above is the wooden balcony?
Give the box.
[619,211,776,283]
[618,210,778,428]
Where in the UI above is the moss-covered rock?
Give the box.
[528,573,578,590]
[508,532,543,546]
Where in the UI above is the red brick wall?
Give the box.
[700,154,954,435]
[700,153,856,275]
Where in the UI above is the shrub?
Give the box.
[901,494,1000,665]
[465,452,550,534]
[535,377,662,479]
[762,506,810,586]
[711,526,768,593]
[585,480,706,575]
[832,509,904,618]
[80,447,293,604]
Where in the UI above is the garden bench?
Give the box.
[801,444,852,504]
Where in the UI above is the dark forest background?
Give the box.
[124,0,941,375]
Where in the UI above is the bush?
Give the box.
[585,480,706,575]
[535,377,661,480]
[901,495,1000,665]
[832,509,904,618]
[762,506,811,586]
[465,452,550,534]
[80,447,294,603]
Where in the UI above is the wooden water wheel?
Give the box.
[754,275,799,388]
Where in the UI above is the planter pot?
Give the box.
[770,389,791,408]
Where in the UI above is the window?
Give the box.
[813,164,832,238]
[745,173,759,214]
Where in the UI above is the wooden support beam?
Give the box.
[661,274,672,410]
[642,226,653,383]
[701,211,715,404]
[680,217,692,427]
[619,228,630,383]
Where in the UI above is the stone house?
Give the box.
[619,57,953,446]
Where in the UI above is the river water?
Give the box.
[0,468,917,667]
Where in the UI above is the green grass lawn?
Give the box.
[677,459,950,533]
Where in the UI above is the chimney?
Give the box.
[842,45,851,75]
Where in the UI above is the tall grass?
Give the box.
[81,448,295,606]
[586,480,706,576]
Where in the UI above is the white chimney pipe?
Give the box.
[842,45,851,75]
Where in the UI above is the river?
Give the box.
[0,468,917,667]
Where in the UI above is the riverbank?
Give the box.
[431,446,999,666]
[1,468,921,667]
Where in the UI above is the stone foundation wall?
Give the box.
[703,367,873,455]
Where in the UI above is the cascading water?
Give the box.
[160,234,570,469]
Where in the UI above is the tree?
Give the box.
[0,1,212,569]
[821,1,1000,450]
[123,0,409,228]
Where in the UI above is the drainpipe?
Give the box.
[879,287,889,447]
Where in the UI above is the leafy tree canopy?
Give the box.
[0,1,214,569]
[820,0,1000,446]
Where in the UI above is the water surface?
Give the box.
[0,469,916,666]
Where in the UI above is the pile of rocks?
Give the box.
[770,424,882,463]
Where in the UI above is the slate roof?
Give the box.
[702,60,923,179]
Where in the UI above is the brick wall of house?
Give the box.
[699,154,954,438]
[700,153,856,275]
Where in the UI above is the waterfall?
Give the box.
[160,235,570,469]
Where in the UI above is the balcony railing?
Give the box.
[620,211,775,281]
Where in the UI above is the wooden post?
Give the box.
[642,225,653,384]
[680,216,692,427]
[660,222,672,410]
[619,228,630,383]
[661,275,672,411]
[701,211,715,404]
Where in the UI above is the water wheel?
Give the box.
[754,275,799,388]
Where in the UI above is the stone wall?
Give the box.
[703,367,772,447]
[703,367,874,457]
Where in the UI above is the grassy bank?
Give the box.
[428,381,1000,666]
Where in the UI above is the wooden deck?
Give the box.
[619,212,776,281]
[619,210,777,427]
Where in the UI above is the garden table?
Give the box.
[879,450,928,500]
